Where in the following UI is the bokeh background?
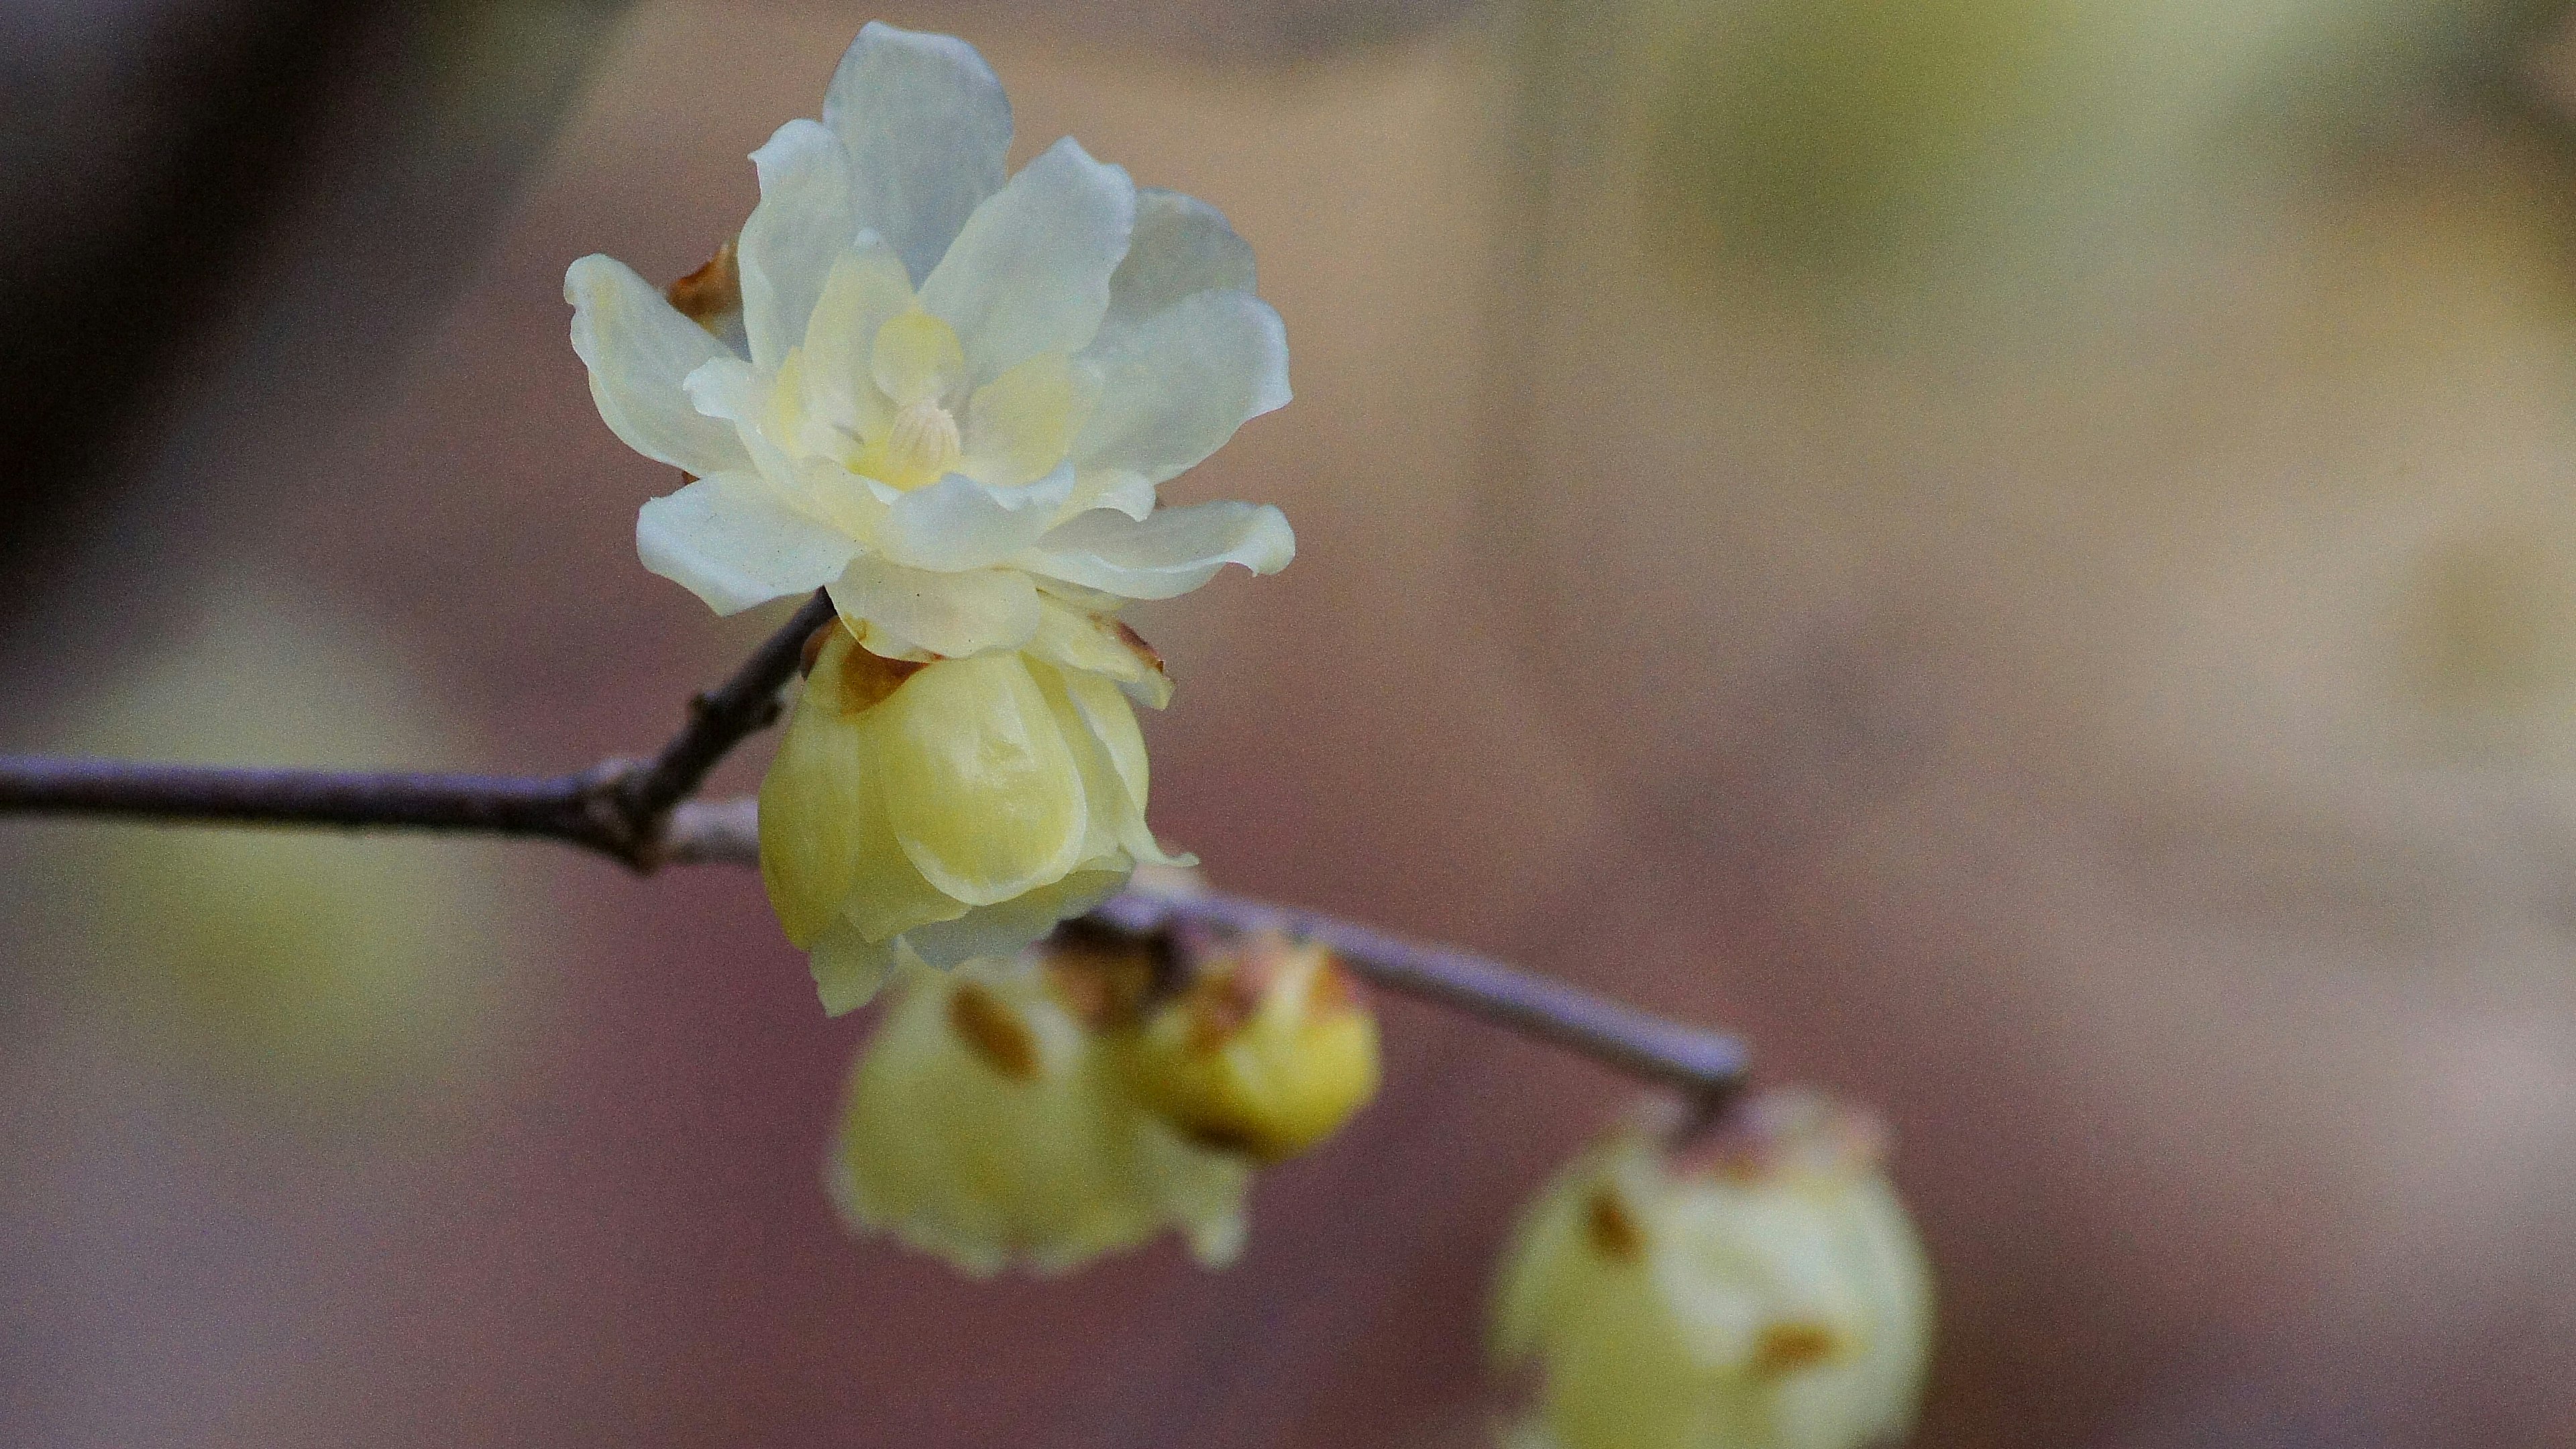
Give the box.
[9,1,2576,1444]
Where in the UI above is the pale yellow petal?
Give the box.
[874,653,1087,905]
[960,351,1094,488]
[871,309,967,408]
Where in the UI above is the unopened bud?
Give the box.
[1493,1090,1934,1449]
[828,950,1252,1277]
[1116,932,1381,1163]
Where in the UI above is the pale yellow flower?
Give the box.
[829,948,1251,1276]
[1493,1092,1934,1449]
[760,622,1185,1013]
[567,21,1293,659]
[1114,931,1381,1163]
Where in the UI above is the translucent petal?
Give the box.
[808,915,900,1015]
[1026,598,1173,709]
[740,119,858,372]
[637,472,859,616]
[799,237,915,441]
[1067,467,1159,523]
[869,309,967,408]
[1074,288,1289,488]
[874,655,1088,905]
[1036,659,1192,869]
[878,468,1075,574]
[1104,187,1256,329]
[920,137,1135,387]
[1023,500,1295,600]
[822,21,1012,286]
[899,867,1130,969]
[565,254,746,476]
[829,555,1043,657]
[961,351,1094,488]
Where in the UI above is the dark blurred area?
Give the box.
[11,1,2576,1447]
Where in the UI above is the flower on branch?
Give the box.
[1492,1091,1933,1449]
[830,920,1383,1275]
[1114,930,1381,1163]
[566,20,1295,660]
[763,623,1184,1012]
[830,942,1252,1275]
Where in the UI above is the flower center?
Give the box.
[885,398,963,484]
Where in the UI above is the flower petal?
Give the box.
[962,352,1095,488]
[1104,187,1256,329]
[898,867,1130,969]
[878,467,1077,574]
[1074,288,1289,488]
[1026,597,1173,708]
[566,254,746,476]
[823,21,1012,287]
[828,555,1042,657]
[1032,659,1192,869]
[874,654,1088,906]
[800,235,916,441]
[807,916,903,1015]
[740,119,858,372]
[637,472,859,614]
[920,137,1135,386]
[1022,500,1295,600]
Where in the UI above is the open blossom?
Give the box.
[831,945,1253,1275]
[566,21,1294,660]
[1493,1093,1933,1449]
[762,623,1185,1012]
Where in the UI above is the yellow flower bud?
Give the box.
[1493,1091,1934,1449]
[1114,932,1381,1164]
[827,949,1251,1276]
[759,624,1187,1013]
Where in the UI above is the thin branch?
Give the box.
[0,592,836,871]
[0,590,1751,1099]
[1096,879,1750,1102]
[613,590,838,826]
[0,757,599,841]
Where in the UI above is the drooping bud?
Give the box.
[758,624,1187,1014]
[827,948,1252,1277]
[1492,1091,1934,1449]
[1114,931,1381,1163]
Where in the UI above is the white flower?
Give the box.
[1493,1092,1935,1449]
[830,948,1252,1276]
[566,21,1294,660]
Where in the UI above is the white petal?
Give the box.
[878,467,1075,573]
[637,473,859,614]
[920,138,1135,386]
[1022,501,1295,600]
[828,555,1042,657]
[823,22,1013,287]
[1065,468,1159,522]
[1104,187,1255,329]
[1073,288,1288,488]
[566,254,746,476]
[740,119,858,372]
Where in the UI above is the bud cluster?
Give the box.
[830,920,1381,1275]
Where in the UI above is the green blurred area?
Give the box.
[16,578,521,1106]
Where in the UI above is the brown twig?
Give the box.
[0,589,1750,1097]
[0,590,836,871]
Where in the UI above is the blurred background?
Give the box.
[8,0,2576,1444]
